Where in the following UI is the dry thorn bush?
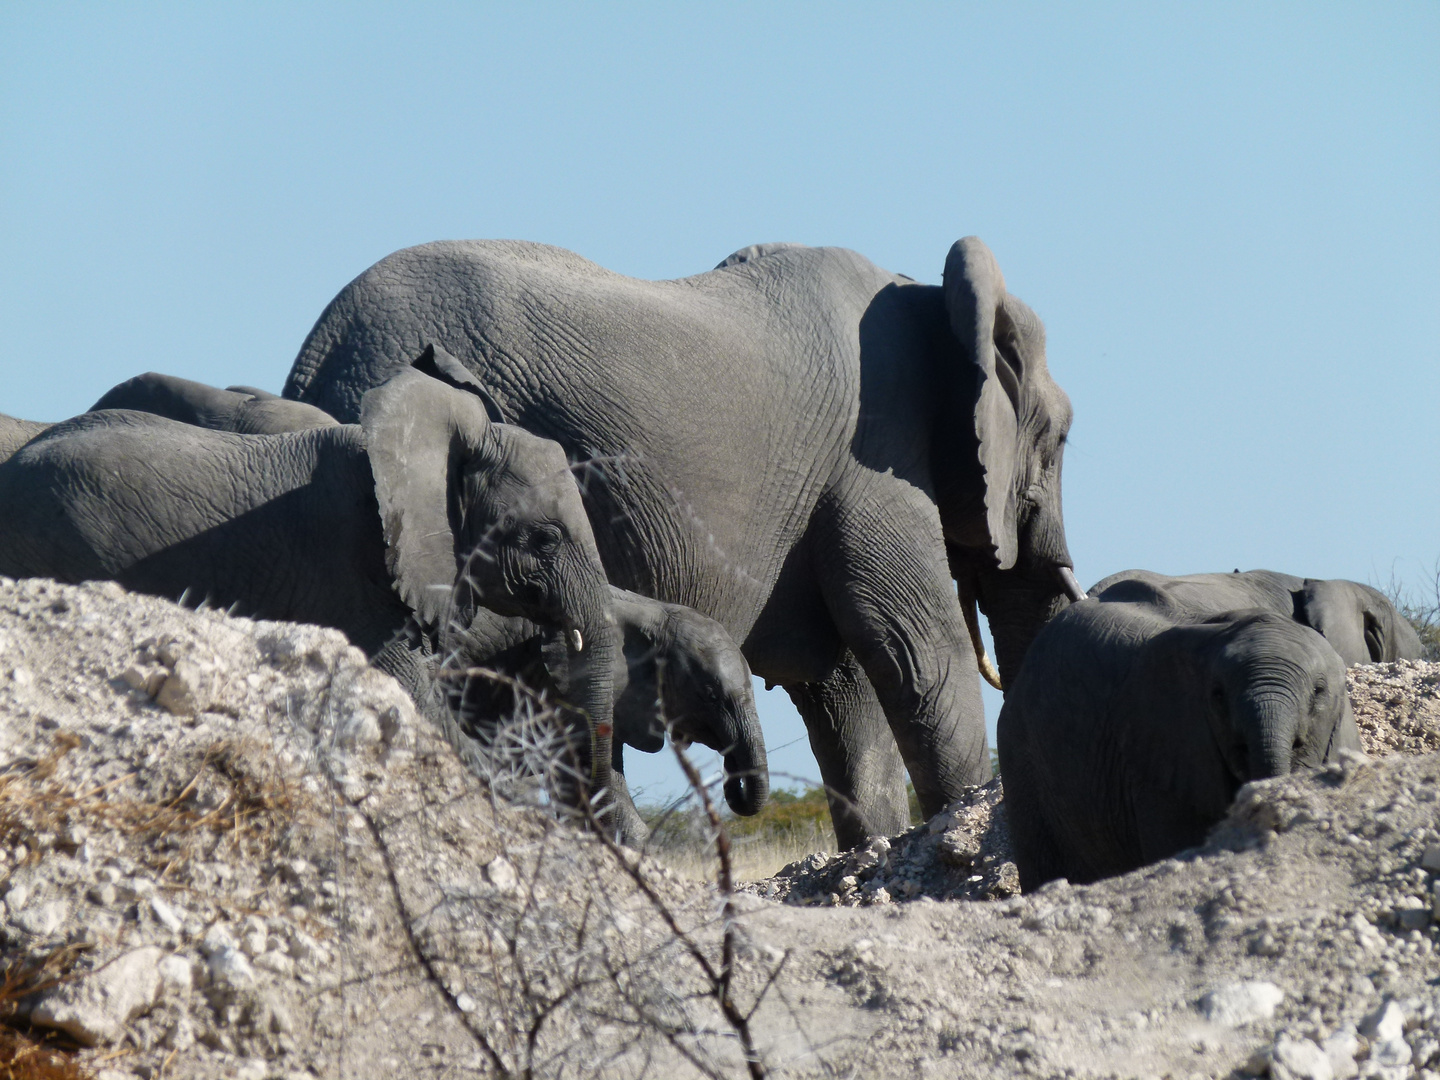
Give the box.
[426,652,787,1079]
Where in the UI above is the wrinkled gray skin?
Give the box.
[1087,569,1422,666]
[444,587,767,843]
[0,415,51,466]
[999,600,1360,891]
[282,237,1080,848]
[91,372,340,434]
[0,365,621,821]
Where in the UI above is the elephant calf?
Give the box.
[999,596,1360,891]
[1087,569,1422,666]
[442,585,768,843]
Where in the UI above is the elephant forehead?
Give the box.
[1216,615,1340,673]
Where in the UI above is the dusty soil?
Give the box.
[1,578,1438,1079]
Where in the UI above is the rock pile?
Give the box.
[1349,659,1440,757]
[3,578,1439,1079]
[0,577,731,1080]
[744,778,1018,906]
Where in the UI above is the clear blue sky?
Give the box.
[3,4,1436,809]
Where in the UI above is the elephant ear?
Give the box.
[409,343,506,423]
[943,236,1021,569]
[361,366,495,628]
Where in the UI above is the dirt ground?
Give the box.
[1,578,1437,1079]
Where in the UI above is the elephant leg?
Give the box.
[787,652,911,850]
[813,481,991,820]
[608,741,651,847]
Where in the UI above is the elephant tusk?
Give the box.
[960,588,1005,691]
[1057,565,1087,604]
[569,628,584,652]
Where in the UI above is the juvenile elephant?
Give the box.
[1087,569,1422,666]
[281,236,1083,847]
[443,586,768,841]
[0,363,622,814]
[998,598,1360,891]
[90,372,340,434]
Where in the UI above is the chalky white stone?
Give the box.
[31,946,163,1046]
[1198,981,1284,1027]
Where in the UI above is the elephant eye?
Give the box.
[530,524,563,556]
[1313,677,1327,699]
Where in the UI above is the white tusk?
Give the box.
[1057,565,1087,604]
[569,628,584,652]
[976,651,1004,692]
[960,587,1005,691]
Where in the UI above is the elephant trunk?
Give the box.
[721,706,769,816]
[974,570,1073,690]
[1238,691,1300,780]
[553,572,623,833]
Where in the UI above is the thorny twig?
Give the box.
[584,740,768,1080]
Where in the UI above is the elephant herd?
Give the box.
[0,236,1421,887]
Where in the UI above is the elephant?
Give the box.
[1086,569,1422,666]
[998,596,1361,890]
[90,372,341,434]
[0,415,51,466]
[0,359,622,819]
[442,585,769,843]
[280,236,1083,848]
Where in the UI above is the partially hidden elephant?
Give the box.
[1087,569,1422,666]
[442,585,768,842]
[998,595,1360,891]
[0,415,51,466]
[0,361,622,819]
[281,236,1083,847]
[90,372,340,434]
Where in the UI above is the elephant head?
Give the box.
[609,592,769,817]
[1203,612,1359,784]
[361,357,620,816]
[1294,579,1423,665]
[938,238,1084,689]
[1137,611,1358,803]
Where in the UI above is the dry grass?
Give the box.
[641,787,839,882]
[0,733,304,871]
[0,946,94,1080]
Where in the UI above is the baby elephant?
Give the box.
[999,597,1360,891]
[1087,569,1422,666]
[443,586,768,842]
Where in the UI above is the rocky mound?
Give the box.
[2,579,1439,1079]
[1349,659,1440,756]
[0,578,735,1080]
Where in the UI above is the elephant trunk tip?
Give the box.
[723,766,769,817]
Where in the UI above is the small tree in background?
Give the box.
[1380,559,1440,662]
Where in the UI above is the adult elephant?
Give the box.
[1087,569,1422,666]
[283,237,1083,847]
